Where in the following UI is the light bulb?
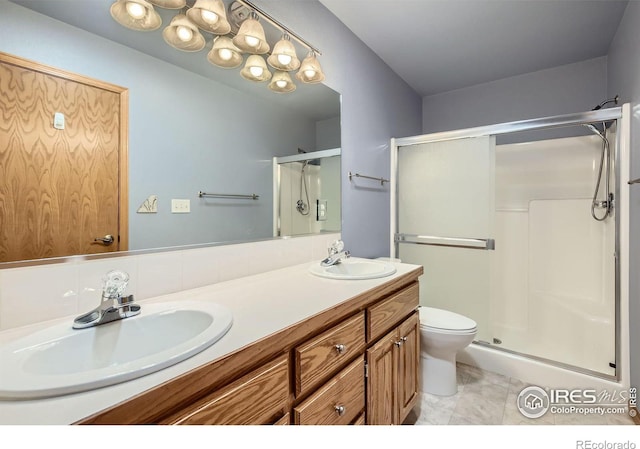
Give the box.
[218,48,233,61]
[125,2,145,19]
[276,80,287,88]
[277,54,292,66]
[176,25,193,42]
[245,35,260,48]
[249,66,264,78]
[201,10,219,24]
[304,69,316,79]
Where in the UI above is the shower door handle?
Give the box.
[395,233,495,250]
[629,178,640,185]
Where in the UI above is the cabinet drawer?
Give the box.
[368,283,419,342]
[164,355,289,425]
[294,356,365,425]
[295,311,365,396]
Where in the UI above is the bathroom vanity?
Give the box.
[0,259,422,425]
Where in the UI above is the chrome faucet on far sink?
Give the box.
[321,240,351,267]
[73,270,140,329]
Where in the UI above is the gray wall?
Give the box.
[422,57,608,134]
[0,0,318,250]
[252,0,423,258]
[607,0,640,391]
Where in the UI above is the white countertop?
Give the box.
[0,258,420,425]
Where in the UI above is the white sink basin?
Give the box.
[0,300,232,399]
[308,258,397,280]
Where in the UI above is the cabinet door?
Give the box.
[366,328,397,425]
[396,312,420,424]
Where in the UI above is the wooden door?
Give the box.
[396,312,420,424]
[0,52,128,263]
[366,327,397,425]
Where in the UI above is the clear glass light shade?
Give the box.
[186,0,230,35]
[207,36,243,69]
[232,17,269,54]
[268,71,296,93]
[147,0,185,9]
[110,0,161,31]
[162,14,205,52]
[296,52,325,84]
[267,35,300,72]
[240,55,272,82]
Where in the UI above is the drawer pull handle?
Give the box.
[334,405,346,416]
[335,344,346,354]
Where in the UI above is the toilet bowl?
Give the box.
[419,306,477,396]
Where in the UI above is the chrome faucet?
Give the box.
[321,240,351,267]
[72,270,140,329]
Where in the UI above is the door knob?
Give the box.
[335,344,346,354]
[94,235,115,246]
[334,405,346,416]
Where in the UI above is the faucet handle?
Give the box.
[102,270,130,299]
[328,239,344,255]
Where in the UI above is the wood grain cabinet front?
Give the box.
[293,356,365,425]
[162,355,289,425]
[368,282,419,342]
[294,311,365,396]
[366,312,420,425]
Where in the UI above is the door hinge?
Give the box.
[364,362,369,378]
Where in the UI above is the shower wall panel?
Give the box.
[493,135,616,375]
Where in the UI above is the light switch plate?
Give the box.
[171,199,190,213]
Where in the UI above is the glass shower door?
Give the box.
[395,136,495,343]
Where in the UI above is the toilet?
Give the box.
[419,306,477,396]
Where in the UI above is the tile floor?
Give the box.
[405,363,636,425]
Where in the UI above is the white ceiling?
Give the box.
[320,0,629,96]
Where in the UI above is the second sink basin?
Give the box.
[0,300,233,399]
[308,258,397,280]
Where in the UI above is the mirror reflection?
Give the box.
[274,149,341,237]
[0,0,341,265]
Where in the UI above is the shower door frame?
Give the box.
[390,105,631,385]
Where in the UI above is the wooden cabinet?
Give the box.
[366,312,420,425]
[162,355,289,425]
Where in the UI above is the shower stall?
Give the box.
[391,105,631,388]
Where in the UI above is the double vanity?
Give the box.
[0,257,422,425]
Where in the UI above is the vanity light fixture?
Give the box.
[147,0,186,8]
[163,13,206,52]
[186,0,231,35]
[267,34,300,72]
[240,54,272,82]
[232,12,270,54]
[208,36,243,69]
[268,71,296,93]
[109,0,325,93]
[296,51,325,84]
[110,0,162,31]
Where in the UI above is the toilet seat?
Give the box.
[419,306,477,334]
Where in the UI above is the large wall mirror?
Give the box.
[0,0,341,266]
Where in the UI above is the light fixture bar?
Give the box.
[236,0,322,55]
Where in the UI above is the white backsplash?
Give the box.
[0,233,340,331]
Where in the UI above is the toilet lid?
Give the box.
[419,306,477,332]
